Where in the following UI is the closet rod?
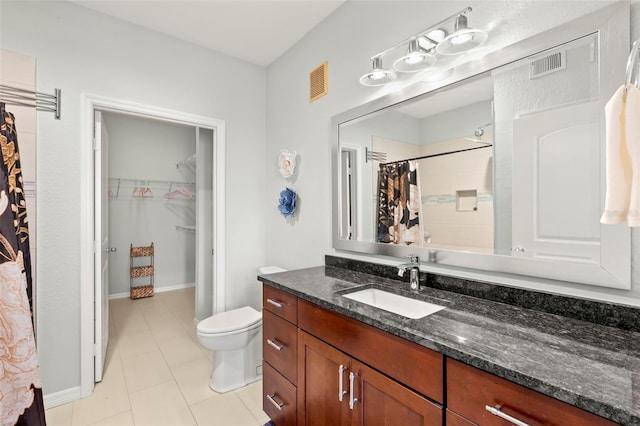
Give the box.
[0,84,61,120]
[625,39,640,89]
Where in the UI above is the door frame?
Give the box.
[79,94,226,397]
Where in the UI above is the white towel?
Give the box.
[601,84,637,225]
[626,85,640,225]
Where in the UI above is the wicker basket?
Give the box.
[130,265,154,278]
[131,246,154,257]
[130,243,154,299]
[130,284,154,299]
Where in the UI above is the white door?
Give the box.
[94,111,110,382]
[512,100,600,263]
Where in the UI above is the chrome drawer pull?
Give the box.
[266,298,284,308]
[485,405,530,426]
[267,393,285,411]
[267,338,285,351]
[338,365,347,402]
[349,371,359,410]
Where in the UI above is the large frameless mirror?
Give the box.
[332,3,630,289]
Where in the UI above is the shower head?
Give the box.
[464,123,493,145]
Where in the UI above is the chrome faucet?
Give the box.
[397,255,421,291]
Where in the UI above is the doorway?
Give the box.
[79,94,226,398]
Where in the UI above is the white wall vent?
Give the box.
[529,51,566,79]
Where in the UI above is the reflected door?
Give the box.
[512,100,600,263]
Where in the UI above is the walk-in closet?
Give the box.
[102,111,214,315]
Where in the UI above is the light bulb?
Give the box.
[404,54,424,65]
[449,32,474,46]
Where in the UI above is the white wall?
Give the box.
[0,1,267,396]
[104,113,197,296]
[420,101,493,145]
[265,1,640,304]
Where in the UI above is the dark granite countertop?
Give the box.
[259,265,640,426]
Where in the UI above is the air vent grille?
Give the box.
[310,62,328,102]
[530,51,566,79]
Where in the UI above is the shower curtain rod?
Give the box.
[380,144,491,165]
[0,84,61,120]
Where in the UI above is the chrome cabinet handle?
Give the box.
[349,371,359,409]
[267,393,285,411]
[266,298,284,308]
[338,365,348,402]
[485,405,530,426]
[267,338,285,351]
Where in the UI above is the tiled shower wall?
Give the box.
[0,49,38,334]
[418,139,494,252]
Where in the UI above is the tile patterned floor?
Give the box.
[45,287,270,426]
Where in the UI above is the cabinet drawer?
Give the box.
[298,299,443,403]
[263,310,297,385]
[263,362,296,426]
[263,284,297,324]
[447,359,618,426]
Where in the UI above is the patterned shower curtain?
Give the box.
[376,160,423,245]
[0,103,46,426]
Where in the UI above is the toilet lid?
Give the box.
[197,306,261,334]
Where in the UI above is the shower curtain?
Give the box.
[0,103,45,426]
[376,160,423,245]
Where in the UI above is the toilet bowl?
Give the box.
[196,266,287,393]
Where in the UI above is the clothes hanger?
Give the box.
[163,187,194,200]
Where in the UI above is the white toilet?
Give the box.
[196,266,287,393]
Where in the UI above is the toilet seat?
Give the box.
[197,306,261,335]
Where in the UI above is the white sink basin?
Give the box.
[343,288,445,319]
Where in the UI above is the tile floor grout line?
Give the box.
[110,311,137,426]
[235,387,266,426]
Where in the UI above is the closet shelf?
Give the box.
[108,178,195,200]
[176,153,196,174]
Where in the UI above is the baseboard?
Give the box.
[109,282,195,300]
[43,386,82,409]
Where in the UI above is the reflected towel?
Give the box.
[627,86,640,225]
[601,85,639,225]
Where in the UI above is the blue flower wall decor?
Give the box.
[278,188,297,218]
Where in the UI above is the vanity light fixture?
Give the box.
[393,39,436,73]
[436,14,488,55]
[360,6,487,87]
[359,57,397,86]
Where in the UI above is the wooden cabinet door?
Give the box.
[350,360,442,426]
[298,331,351,426]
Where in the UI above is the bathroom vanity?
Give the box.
[259,262,639,425]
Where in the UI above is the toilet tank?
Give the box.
[259,266,287,274]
